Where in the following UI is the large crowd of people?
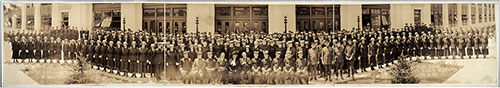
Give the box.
[5,23,495,84]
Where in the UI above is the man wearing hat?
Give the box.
[320,40,332,81]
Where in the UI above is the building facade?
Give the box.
[4,3,497,33]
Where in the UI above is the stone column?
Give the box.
[422,4,432,25]
[457,4,462,28]
[12,16,17,29]
[268,4,296,34]
[442,4,449,28]
[340,4,362,31]
[121,3,143,32]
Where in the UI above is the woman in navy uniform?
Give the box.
[128,42,138,77]
[137,42,148,78]
[120,42,129,76]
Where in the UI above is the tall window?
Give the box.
[431,4,443,26]
[41,3,52,30]
[471,4,476,24]
[215,5,268,34]
[296,5,334,33]
[448,4,458,27]
[461,4,468,25]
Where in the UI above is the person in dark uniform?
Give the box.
[474,33,481,58]
[106,41,114,73]
[457,33,465,59]
[295,51,309,84]
[334,39,345,80]
[113,41,122,74]
[320,40,332,81]
[368,38,376,70]
[216,52,228,84]
[465,32,473,59]
[449,33,457,58]
[481,32,488,58]
[180,51,192,84]
[128,42,138,77]
[346,39,356,80]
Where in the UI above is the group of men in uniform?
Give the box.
[6,23,495,84]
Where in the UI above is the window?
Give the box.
[462,4,468,25]
[362,4,391,30]
[216,7,231,16]
[296,5,334,33]
[253,7,268,17]
[431,4,443,26]
[173,8,187,17]
[448,4,457,27]
[143,9,155,17]
[471,4,476,24]
[414,9,421,25]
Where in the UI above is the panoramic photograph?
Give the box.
[1,2,498,87]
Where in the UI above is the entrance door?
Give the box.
[296,20,310,32]
[233,20,250,34]
[216,20,231,35]
[157,21,164,33]
[173,20,186,34]
[143,20,156,32]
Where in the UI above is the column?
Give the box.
[34,3,41,30]
[21,4,27,30]
[268,4,296,33]
[421,4,432,25]
[69,3,93,30]
[121,3,143,32]
[12,16,17,29]
[187,4,215,33]
[442,4,449,28]
[390,4,413,29]
[52,3,62,28]
[457,4,462,28]
[340,4,362,31]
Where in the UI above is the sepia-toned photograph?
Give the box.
[1,1,498,87]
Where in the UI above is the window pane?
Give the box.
[253,7,268,16]
[296,7,310,16]
[327,7,333,16]
[158,9,164,16]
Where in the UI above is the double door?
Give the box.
[144,20,165,33]
[169,20,186,34]
[216,20,267,35]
